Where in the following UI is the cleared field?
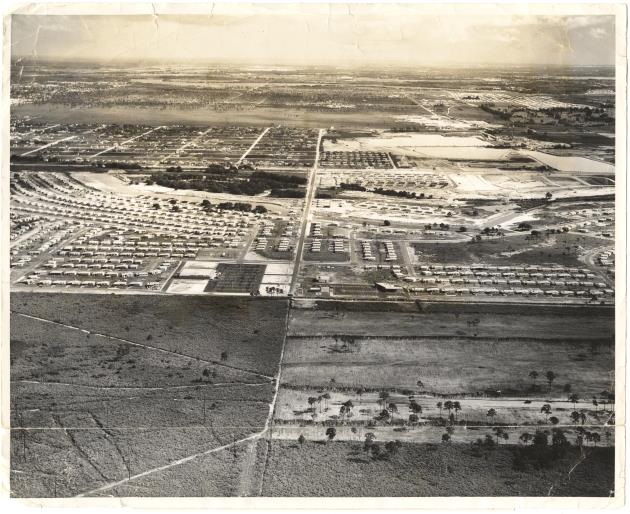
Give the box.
[287,304,614,340]
[281,334,612,395]
[10,293,288,497]
[260,441,614,496]
[412,233,605,267]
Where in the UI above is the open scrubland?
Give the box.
[259,440,614,497]
[10,293,288,497]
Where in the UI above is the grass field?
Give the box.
[11,293,289,376]
[280,335,613,394]
[10,293,288,497]
[412,233,605,267]
[260,441,614,496]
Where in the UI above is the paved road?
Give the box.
[289,128,324,294]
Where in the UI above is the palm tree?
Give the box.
[436,401,443,418]
[409,401,422,415]
[546,371,556,392]
[540,403,552,422]
[378,391,390,408]
[519,432,532,445]
[486,408,497,424]
[453,401,462,421]
[444,401,454,418]
[387,402,398,423]
[364,432,376,453]
[492,427,506,445]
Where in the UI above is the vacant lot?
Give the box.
[10,293,288,497]
[288,304,614,341]
[11,293,288,376]
[260,441,614,496]
[412,233,605,267]
[281,335,613,395]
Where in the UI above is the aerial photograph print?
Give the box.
[3,1,626,506]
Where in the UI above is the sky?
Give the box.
[10,7,616,67]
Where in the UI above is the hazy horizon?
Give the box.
[11,11,616,67]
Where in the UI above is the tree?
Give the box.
[592,398,599,412]
[409,413,419,425]
[529,370,539,387]
[356,388,366,404]
[436,401,443,418]
[200,199,211,209]
[487,408,497,424]
[453,401,462,421]
[442,433,451,443]
[519,432,533,446]
[570,411,581,425]
[580,412,587,425]
[569,393,580,407]
[493,427,507,445]
[443,401,454,418]
[546,371,556,392]
[298,434,306,446]
[325,427,336,441]
[545,192,553,201]
[549,416,559,425]
[409,401,422,415]
[387,402,398,423]
[220,351,228,361]
[385,440,402,456]
[307,397,318,413]
[378,391,390,407]
[152,203,160,210]
[322,393,331,410]
[540,403,552,422]
[533,430,548,449]
[383,220,391,227]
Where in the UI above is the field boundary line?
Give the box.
[256,299,292,496]
[13,379,268,390]
[74,431,264,497]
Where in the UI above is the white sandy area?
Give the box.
[523,151,615,174]
[166,278,209,294]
